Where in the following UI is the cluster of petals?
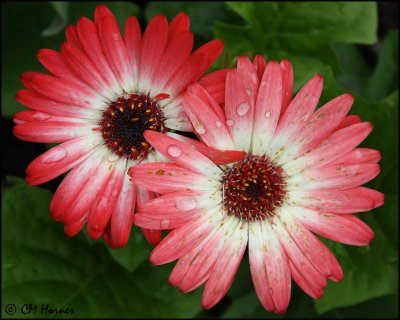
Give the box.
[13,5,228,247]
[129,55,384,312]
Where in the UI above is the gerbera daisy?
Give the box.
[12,5,230,247]
[128,56,384,312]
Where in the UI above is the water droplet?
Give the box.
[215,121,222,128]
[33,112,51,121]
[42,146,68,163]
[261,81,267,87]
[301,114,307,121]
[226,119,234,127]
[236,102,249,116]
[195,123,206,134]
[265,111,271,118]
[112,32,119,40]
[175,197,197,211]
[246,88,251,96]
[167,145,182,157]
[50,100,57,105]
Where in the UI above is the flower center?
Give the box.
[101,93,166,160]
[222,155,286,221]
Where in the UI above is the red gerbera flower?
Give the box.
[128,56,384,312]
[13,5,226,248]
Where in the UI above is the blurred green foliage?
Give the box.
[1,1,398,318]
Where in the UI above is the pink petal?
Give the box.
[28,74,100,109]
[151,31,193,88]
[65,25,83,50]
[290,187,380,214]
[64,216,87,237]
[283,122,373,173]
[61,41,114,98]
[224,69,253,151]
[128,162,220,194]
[189,40,224,80]
[202,221,248,309]
[332,148,381,165]
[26,134,101,185]
[280,60,294,115]
[49,148,106,221]
[183,91,234,150]
[288,260,323,299]
[272,75,323,150]
[141,228,162,246]
[110,177,137,247]
[290,207,374,246]
[335,115,361,131]
[59,157,112,225]
[272,217,327,290]
[139,15,168,90]
[278,211,341,280]
[249,222,276,312]
[124,16,141,86]
[293,94,355,156]
[13,121,94,143]
[37,49,83,84]
[167,132,246,165]
[187,83,225,122]
[252,61,283,155]
[177,215,241,293]
[287,163,381,191]
[87,163,125,240]
[198,69,230,105]
[77,17,120,94]
[168,12,190,40]
[144,130,223,179]
[253,55,267,82]
[97,16,133,93]
[150,209,221,264]
[15,89,96,118]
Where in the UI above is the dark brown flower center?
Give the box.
[222,155,286,221]
[101,93,166,160]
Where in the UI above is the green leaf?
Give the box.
[41,2,70,37]
[106,229,153,272]
[145,1,241,41]
[321,294,398,318]
[335,30,399,101]
[215,2,377,68]
[1,176,201,318]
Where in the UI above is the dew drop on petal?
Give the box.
[195,123,206,134]
[33,112,51,121]
[112,189,119,197]
[236,102,249,116]
[215,120,222,128]
[226,119,234,127]
[175,197,197,211]
[265,111,271,118]
[167,145,182,157]
[112,32,119,40]
[42,146,68,163]
[246,88,251,96]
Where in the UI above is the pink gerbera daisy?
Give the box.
[128,56,384,312]
[12,5,227,247]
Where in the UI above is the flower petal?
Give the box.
[252,61,283,155]
[128,162,221,194]
[144,130,223,180]
[289,207,374,246]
